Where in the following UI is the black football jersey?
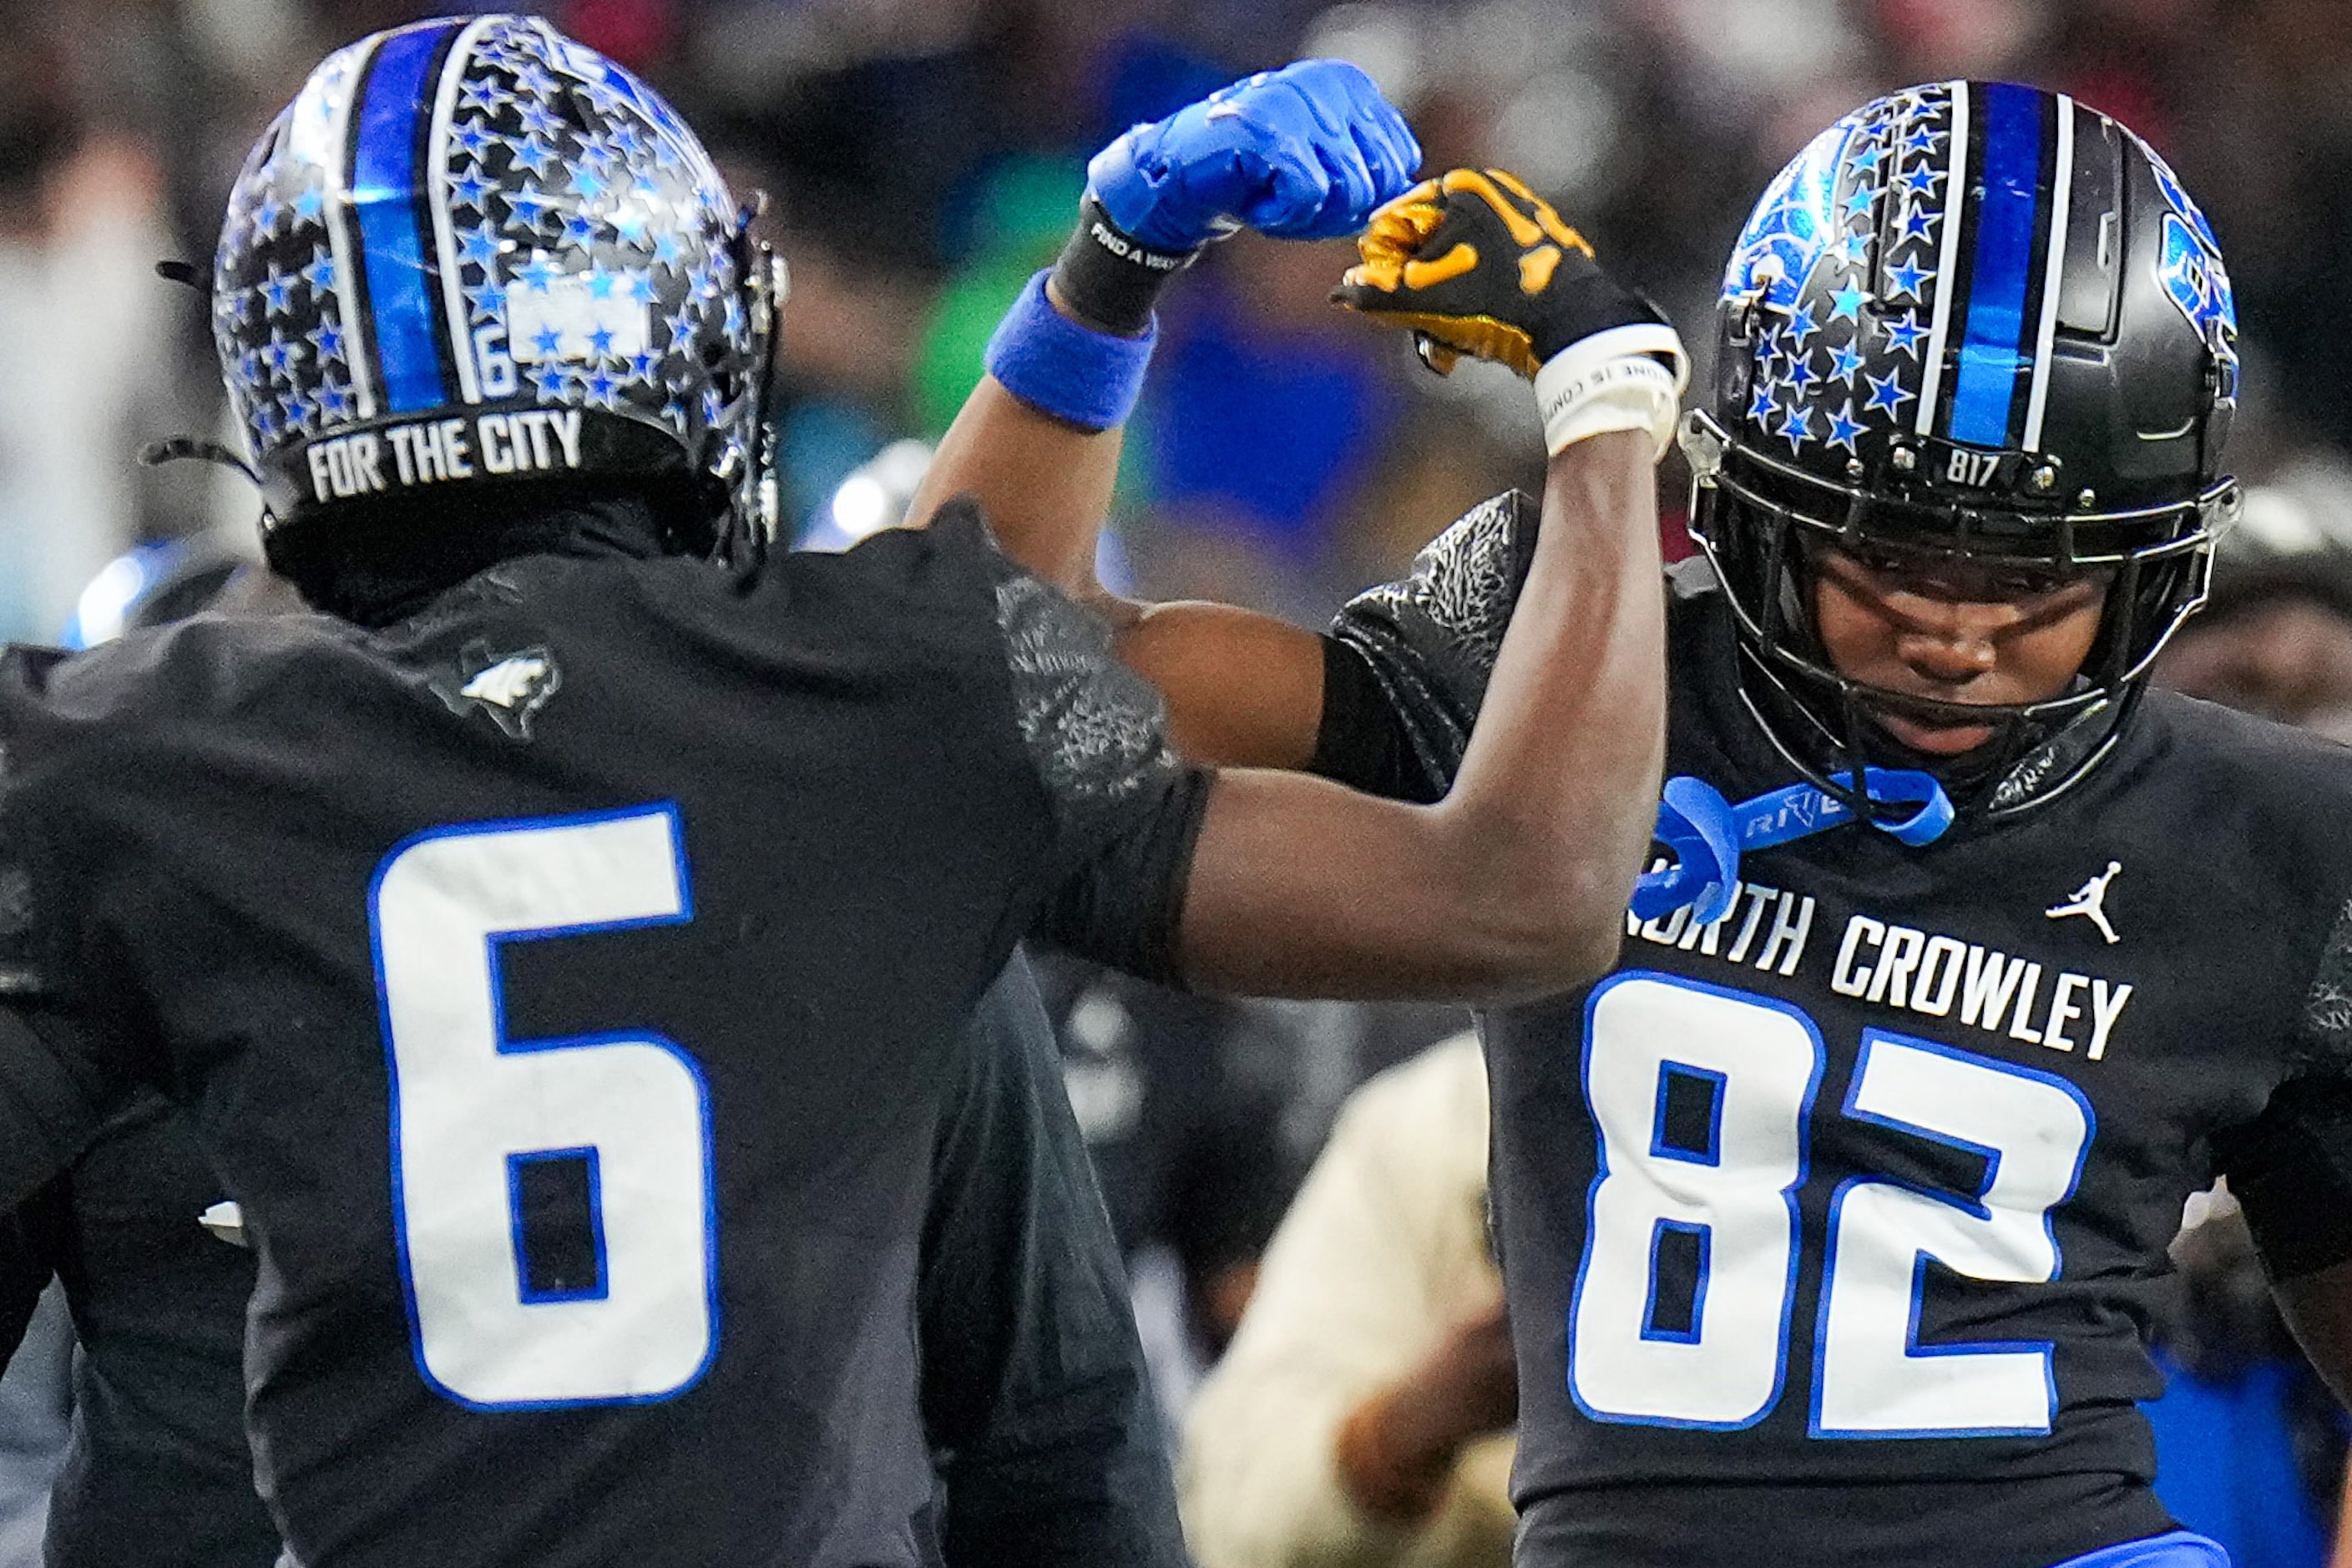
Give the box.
[1318,495,2352,1568]
[0,1090,277,1568]
[0,508,1208,1568]
[0,949,1183,1568]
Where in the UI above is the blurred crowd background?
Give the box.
[16,0,2352,635]
[8,1,2352,1565]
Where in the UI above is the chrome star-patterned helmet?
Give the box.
[1682,82,2241,818]
[212,14,782,562]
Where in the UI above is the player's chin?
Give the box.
[1869,706,1998,757]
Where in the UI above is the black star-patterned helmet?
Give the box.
[1681,82,2241,818]
[211,14,781,561]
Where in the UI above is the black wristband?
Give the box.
[1049,196,1198,338]
[1530,263,1671,366]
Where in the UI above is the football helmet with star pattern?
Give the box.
[211,14,782,562]
[1681,81,2242,819]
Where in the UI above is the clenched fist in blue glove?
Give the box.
[1093,60,1422,249]
[1050,59,1421,336]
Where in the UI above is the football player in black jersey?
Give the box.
[0,20,1682,1568]
[3,559,1195,1568]
[923,81,2352,1568]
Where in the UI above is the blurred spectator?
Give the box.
[0,60,183,644]
[1033,954,1459,1432]
[1126,235,1405,615]
[2154,456,2352,742]
[1181,1034,1512,1568]
[2146,1195,2349,1568]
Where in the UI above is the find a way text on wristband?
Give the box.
[1050,195,1199,337]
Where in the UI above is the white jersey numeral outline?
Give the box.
[372,802,718,1410]
[1570,972,2094,1438]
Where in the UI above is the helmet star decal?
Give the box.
[1682,81,2241,822]
[213,13,782,552]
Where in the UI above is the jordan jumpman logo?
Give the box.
[2046,861,2122,944]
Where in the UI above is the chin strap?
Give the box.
[1631,767,1953,923]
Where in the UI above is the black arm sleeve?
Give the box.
[1318,488,1540,805]
[1310,635,1434,802]
[1029,769,1212,988]
[920,953,1186,1568]
[2218,1075,2352,1282]
[2225,900,2352,1280]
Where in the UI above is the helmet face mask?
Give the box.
[1683,80,2241,820]
[212,15,785,574]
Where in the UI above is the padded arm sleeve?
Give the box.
[1320,489,1540,805]
[1310,635,1431,804]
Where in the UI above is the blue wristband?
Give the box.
[984,271,1156,432]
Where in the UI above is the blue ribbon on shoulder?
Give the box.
[1630,768,1954,924]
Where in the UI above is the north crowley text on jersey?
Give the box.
[1627,872,2136,1060]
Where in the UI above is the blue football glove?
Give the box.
[1048,59,1421,336]
[1089,59,1422,250]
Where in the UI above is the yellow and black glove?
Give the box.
[1333,169,1687,457]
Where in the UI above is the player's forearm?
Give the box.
[909,375,1131,612]
[2276,1259,2352,1409]
[1178,432,1663,1004]
[1421,430,1664,985]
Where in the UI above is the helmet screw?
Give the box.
[2031,464,2057,492]
[1845,458,1865,479]
[2076,488,2097,508]
[1891,446,1916,473]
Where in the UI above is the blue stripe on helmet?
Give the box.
[351,22,459,414]
[1947,83,2045,449]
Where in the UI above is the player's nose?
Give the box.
[1892,613,2000,685]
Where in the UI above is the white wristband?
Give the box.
[1534,322,1691,462]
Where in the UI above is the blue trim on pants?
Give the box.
[2053,1530,2232,1568]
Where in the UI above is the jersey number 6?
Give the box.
[372,804,717,1409]
[1569,971,2093,1437]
